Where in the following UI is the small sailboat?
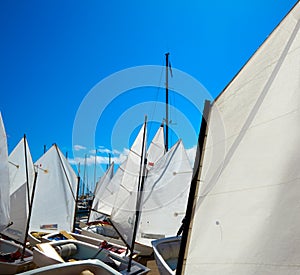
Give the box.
[28,143,79,245]
[178,2,300,274]
[154,2,300,275]
[43,230,133,258]
[138,139,192,248]
[18,259,122,275]
[32,239,149,274]
[151,236,181,275]
[0,113,34,274]
[3,136,35,244]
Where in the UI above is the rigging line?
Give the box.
[54,144,76,201]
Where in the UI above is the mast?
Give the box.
[176,100,211,275]
[82,154,87,196]
[127,116,148,272]
[94,149,97,191]
[23,135,31,209]
[21,169,38,260]
[72,175,81,232]
[165,52,169,152]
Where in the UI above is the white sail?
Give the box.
[110,122,147,247]
[89,125,164,219]
[2,137,35,243]
[138,140,192,247]
[147,124,165,170]
[30,144,78,233]
[0,113,10,232]
[88,162,114,222]
[184,3,300,274]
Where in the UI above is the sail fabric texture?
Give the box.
[30,144,78,233]
[184,3,300,274]
[0,113,10,232]
[3,137,35,243]
[110,123,147,248]
[138,140,192,247]
[88,162,114,222]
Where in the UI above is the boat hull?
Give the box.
[18,259,121,274]
[33,239,149,274]
[81,226,153,256]
[0,238,34,275]
[152,236,181,275]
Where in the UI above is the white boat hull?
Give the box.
[81,226,153,256]
[0,238,33,274]
[18,259,121,274]
[43,230,132,258]
[152,236,181,275]
[33,239,149,274]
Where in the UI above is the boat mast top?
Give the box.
[165,52,169,152]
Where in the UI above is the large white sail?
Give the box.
[0,113,10,232]
[110,122,147,248]
[30,144,78,233]
[2,137,35,243]
[138,140,192,247]
[88,162,114,222]
[184,2,300,274]
[146,124,165,170]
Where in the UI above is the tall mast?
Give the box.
[82,154,87,196]
[23,134,30,208]
[94,149,97,191]
[165,52,169,152]
[127,116,148,272]
[22,169,38,260]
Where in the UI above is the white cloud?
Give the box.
[73,145,87,151]
[68,147,130,167]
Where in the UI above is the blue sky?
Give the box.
[0,0,297,192]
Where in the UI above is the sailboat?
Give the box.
[18,259,125,275]
[0,114,34,274]
[2,136,35,244]
[31,239,150,274]
[154,2,300,275]
[137,139,192,248]
[28,143,79,245]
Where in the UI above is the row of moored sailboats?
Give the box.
[0,111,193,274]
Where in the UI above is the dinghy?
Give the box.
[3,136,35,244]
[151,236,181,275]
[32,239,149,274]
[0,114,34,274]
[28,144,79,246]
[0,238,33,274]
[175,2,300,275]
[43,230,137,258]
[18,259,122,274]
